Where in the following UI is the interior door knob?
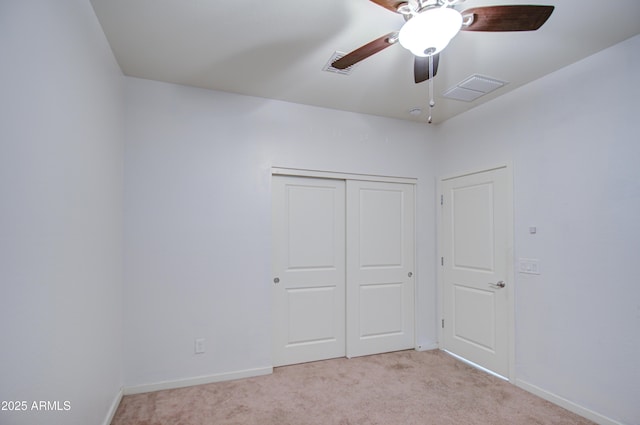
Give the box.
[489,280,505,289]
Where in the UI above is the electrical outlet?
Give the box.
[194,338,205,354]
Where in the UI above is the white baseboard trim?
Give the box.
[103,387,123,425]
[415,342,439,351]
[123,366,273,395]
[515,379,624,425]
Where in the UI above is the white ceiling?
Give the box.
[90,0,640,124]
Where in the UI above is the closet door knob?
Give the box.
[408,272,413,277]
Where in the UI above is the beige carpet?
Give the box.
[111,350,594,425]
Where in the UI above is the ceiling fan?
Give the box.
[332,0,555,84]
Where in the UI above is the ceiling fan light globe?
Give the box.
[398,7,462,56]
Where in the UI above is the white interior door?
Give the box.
[346,180,415,358]
[272,176,345,366]
[441,167,512,378]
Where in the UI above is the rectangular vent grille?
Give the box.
[443,74,508,102]
[323,51,356,75]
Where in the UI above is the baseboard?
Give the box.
[515,379,625,425]
[103,387,123,425]
[123,366,273,395]
[415,342,439,351]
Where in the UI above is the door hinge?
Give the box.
[442,319,445,328]
[440,194,443,205]
[441,257,444,266]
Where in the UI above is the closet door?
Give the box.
[346,181,415,357]
[272,176,346,366]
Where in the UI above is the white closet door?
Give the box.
[346,181,415,357]
[272,176,346,366]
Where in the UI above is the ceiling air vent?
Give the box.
[323,51,357,75]
[442,74,508,102]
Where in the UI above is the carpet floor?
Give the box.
[111,349,595,424]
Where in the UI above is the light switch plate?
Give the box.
[195,338,205,354]
[519,258,540,275]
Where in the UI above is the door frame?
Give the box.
[271,167,419,362]
[436,163,516,381]
[272,167,417,185]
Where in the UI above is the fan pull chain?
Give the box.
[428,53,434,124]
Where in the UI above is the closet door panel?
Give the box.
[272,176,346,366]
[346,181,415,357]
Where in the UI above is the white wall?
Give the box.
[123,77,439,389]
[434,35,640,425]
[0,1,124,425]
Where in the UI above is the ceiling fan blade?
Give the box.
[461,5,554,32]
[414,54,439,84]
[332,32,398,70]
[369,0,407,13]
